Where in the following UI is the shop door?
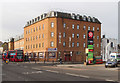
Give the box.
[65,54,71,62]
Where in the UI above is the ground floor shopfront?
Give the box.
[24,50,87,63]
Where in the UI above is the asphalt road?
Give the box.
[2,61,119,83]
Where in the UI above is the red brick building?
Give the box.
[24,11,101,62]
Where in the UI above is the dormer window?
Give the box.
[92,17,95,22]
[83,16,86,21]
[30,21,31,24]
[38,16,40,21]
[77,15,80,20]
[71,13,75,19]
[51,12,54,17]
[35,18,37,22]
[32,19,34,23]
[88,17,91,22]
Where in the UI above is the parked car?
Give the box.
[105,59,118,68]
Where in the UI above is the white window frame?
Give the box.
[72,34,75,38]
[63,42,66,47]
[63,32,66,38]
[97,44,99,47]
[83,25,86,30]
[97,27,99,31]
[51,41,54,47]
[63,23,66,28]
[77,42,79,47]
[72,24,74,29]
[77,34,79,38]
[97,36,99,39]
[72,42,74,47]
[83,43,85,48]
[42,34,44,38]
[88,26,90,30]
[93,27,95,31]
[83,34,86,39]
[51,32,54,37]
[51,22,54,28]
[77,25,79,29]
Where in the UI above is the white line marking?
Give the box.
[46,70,52,72]
[22,71,42,74]
[79,75,90,78]
[45,70,59,73]
[65,73,79,77]
[32,67,41,70]
[105,79,115,82]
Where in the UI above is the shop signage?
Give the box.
[48,48,57,51]
[87,31,94,63]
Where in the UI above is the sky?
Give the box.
[0,0,119,42]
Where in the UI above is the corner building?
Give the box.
[24,11,101,62]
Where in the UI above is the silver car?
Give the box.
[105,59,118,68]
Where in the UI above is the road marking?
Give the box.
[65,73,79,77]
[105,79,115,82]
[45,70,59,73]
[46,70,52,72]
[31,71,42,74]
[105,68,118,70]
[22,72,28,75]
[32,67,41,70]
[22,71,42,75]
[65,73,90,79]
[79,75,90,78]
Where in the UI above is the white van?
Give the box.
[110,53,120,63]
